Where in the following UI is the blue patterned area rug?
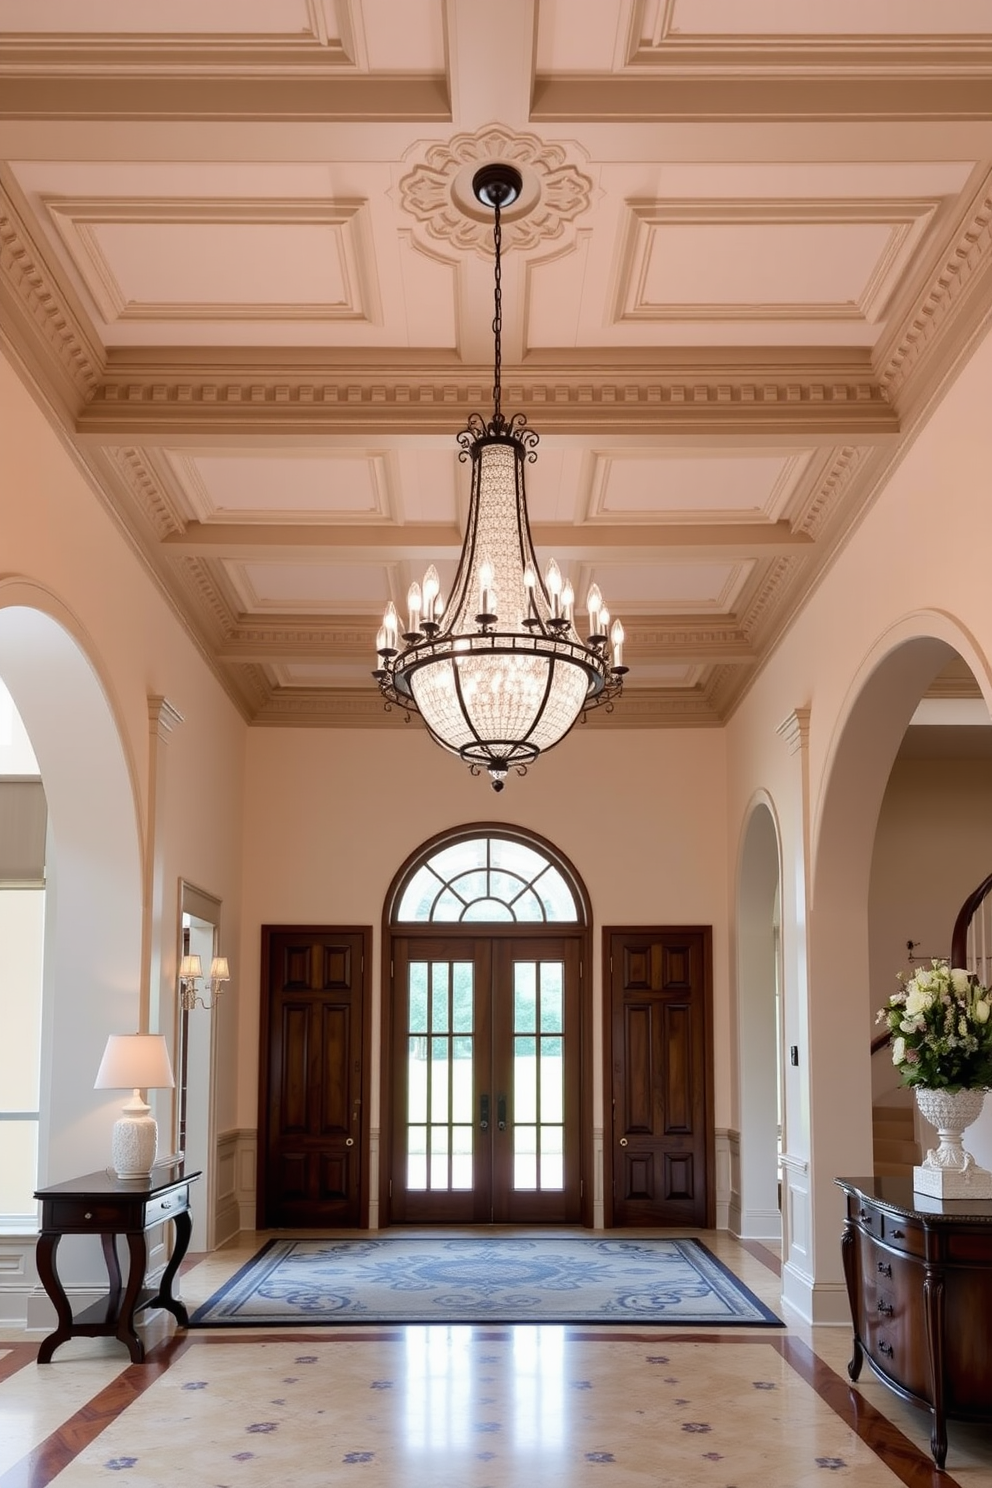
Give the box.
[190,1236,782,1327]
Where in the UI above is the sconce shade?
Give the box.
[209,956,230,980]
[179,953,202,980]
[94,1034,175,1180]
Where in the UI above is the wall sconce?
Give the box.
[178,954,231,1011]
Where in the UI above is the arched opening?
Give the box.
[736,798,783,1242]
[381,824,592,1226]
[0,599,142,1310]
[802,623,989,1300]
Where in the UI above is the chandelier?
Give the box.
[374,163,626,791]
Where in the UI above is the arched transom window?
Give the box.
[395,833,580,924]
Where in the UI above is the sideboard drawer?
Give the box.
[144,1185,189,1226]
[880,1213,924,1256]
[47,1198,142,1230]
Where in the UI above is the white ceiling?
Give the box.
[1,0,992,725]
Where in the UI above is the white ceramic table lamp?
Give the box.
[94,1033,175,1179]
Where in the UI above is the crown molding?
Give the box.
[211,614,757,668]
[0,188,101,415]
[877,167,992,416]
[78,366,896,439]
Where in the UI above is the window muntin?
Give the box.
[395,835,578,924]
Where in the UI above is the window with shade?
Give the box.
[0,680,46,1228]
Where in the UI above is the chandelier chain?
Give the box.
[492,194,503,423]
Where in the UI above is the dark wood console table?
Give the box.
[34,1165,200,1363]
[837,1175,992,1469]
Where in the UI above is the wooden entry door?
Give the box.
[390,934,581,1224]
[606,928,713,1227]
[258,926,369,1228]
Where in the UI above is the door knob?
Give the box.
[345,1137,354,1147]
[497,1094,507,1131]
[480,1093,490,1131]
[620,1138,628,1147]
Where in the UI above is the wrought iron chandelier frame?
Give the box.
[374,164,626,789]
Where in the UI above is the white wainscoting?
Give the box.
[215,1127,256,1244]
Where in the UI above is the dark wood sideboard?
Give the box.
[837,1175,992,1469]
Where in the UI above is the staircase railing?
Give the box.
[950,870,992,984]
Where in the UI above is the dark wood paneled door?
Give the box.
[607,928,713,1227]
[390,934,581,1224]
[258,927,369,1228]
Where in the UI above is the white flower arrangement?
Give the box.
[877,959,992,1090]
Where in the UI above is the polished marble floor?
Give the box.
[2,1230,991,1487]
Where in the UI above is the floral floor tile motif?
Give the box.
[48,1333,909,1488]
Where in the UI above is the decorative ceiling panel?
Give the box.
[229,560,395,612]
[615,201,938,326]
[0,0,324,35]
[587,450,810,523]
[664,0,992,37]
[587,560,752,611]
[44,197,379,326]
[164,450,395,524]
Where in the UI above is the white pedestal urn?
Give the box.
[913,1087,992,1198]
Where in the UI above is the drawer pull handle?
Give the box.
[345,1137,354,1147]
[877,1300,893,1316]
[858,1209,872,1223]
[891,1229,905,1239]
[878,1340,893,1358]
[84,1211,92,1220]
[877,1261,892,1277]
[160,1199,172,1209]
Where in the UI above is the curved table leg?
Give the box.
[149,1209,192,1326]
[115,1232,147,1363]
[101,1232,122,1324]
[36,1231,73,1364]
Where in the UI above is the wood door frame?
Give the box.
[380,823,594,1228]
[601,925,715,1229]
[256,924,374,1229]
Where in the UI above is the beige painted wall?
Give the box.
[0,349,247,1173]
[239,722,731,1149]
[725,320,992,1319]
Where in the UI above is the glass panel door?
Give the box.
[493,938,580,1223]
[392,938,492,1222]
[391,935,580,1223]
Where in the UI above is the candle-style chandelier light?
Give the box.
[374,163,626,791]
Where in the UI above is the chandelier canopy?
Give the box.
[374,164,626,790]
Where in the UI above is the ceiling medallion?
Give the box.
[374,164,625,791]
[398,125,593,255]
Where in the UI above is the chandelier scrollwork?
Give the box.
[373,164,626,791]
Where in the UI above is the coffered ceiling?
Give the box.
[2,0,992,727]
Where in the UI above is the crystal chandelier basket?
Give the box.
[374,164,626,791]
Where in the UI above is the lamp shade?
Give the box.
[179,953,202,979]
[209,956,230,980]
[94,1033,175,1091]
